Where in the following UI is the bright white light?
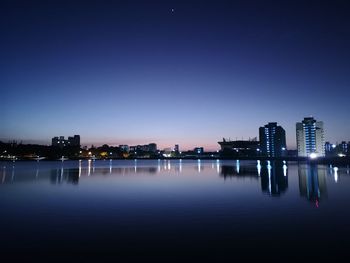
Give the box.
[332,144,336,149]
[267,162,271,193]
[257,160,261,176]
[282,147,286,151]
[309,153,318,159]
[283,164,287,177]
[338,153,346,157]
[334,167,339,183]
[88,159,91,176]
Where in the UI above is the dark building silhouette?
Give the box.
[52,136,66,148]
[260,161,288,196]
[52,135,80,148]
[218,138,260,157]
[259,122,286,157]
[130,143,157,153]
[325,141,334,156]
[119,145,129,152]
[148,143,157,153]
[68,135,80,147]
[194,147,204,154]
[340,141,349,155]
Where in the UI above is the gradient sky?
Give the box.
[1,0,350,150]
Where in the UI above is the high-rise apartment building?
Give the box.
[68,135,80,147]
[259,122,286,157]
[52,135,80,148]
[296,117,325,157]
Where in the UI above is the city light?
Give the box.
[309,153,318,159]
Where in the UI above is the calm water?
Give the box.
[1,159,350,261]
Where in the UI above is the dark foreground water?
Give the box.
[1,159,350,261]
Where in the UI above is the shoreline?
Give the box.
[1,156,350,165]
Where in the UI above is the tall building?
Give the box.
[148,143,157,153]
[296,117,325,157]
[52,135,80,148]
[259,122,286,157]
[52,136,66,148]
[68,135,80,147]
[325,141,332,154]
[340,141,348,154]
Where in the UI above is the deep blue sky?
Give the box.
[1,0,350,150]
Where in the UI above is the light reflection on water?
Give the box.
[1,160,349,205]
[1,160,350,260]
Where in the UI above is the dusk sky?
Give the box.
[1,0,350,150]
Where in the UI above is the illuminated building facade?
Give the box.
[259,122,286,157]
[296,117,325,158]
[129,143,157,153]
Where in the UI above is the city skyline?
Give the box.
[1,115,348,152]
[2,1,350,151]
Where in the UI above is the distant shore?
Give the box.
[1,156,350,165]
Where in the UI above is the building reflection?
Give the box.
[0,161,337,204]
[220,161,259,180]
[50,168,80,185]
[219,160,288,196]
[298,164,327,206]
[260,161,288,196]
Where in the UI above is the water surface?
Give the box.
[1,160,349,261]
